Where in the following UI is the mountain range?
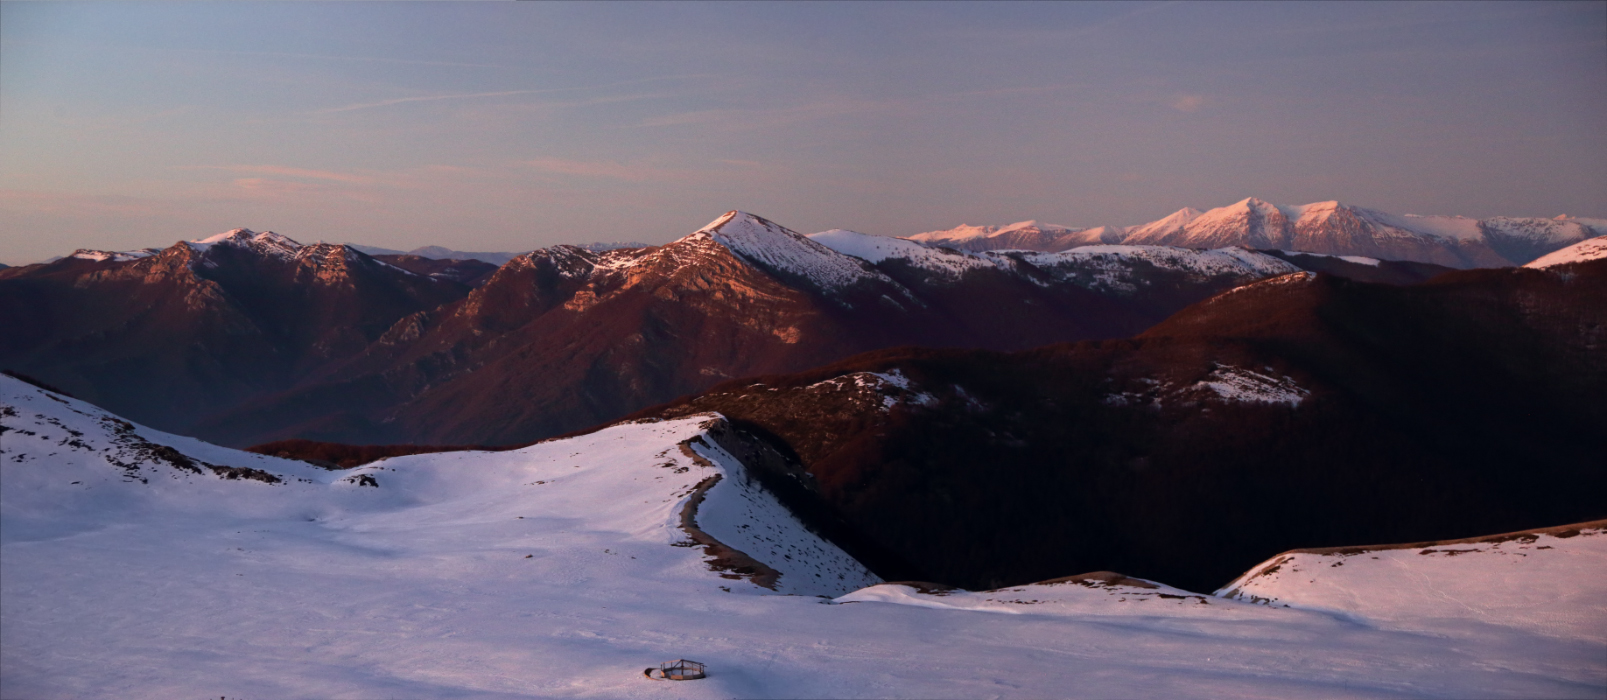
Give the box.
[641,254,1607,591]
[4,213,1326,447]
[912,197,1606,268]
[201,212,1319,447]
[4,203,1604,697]
[0,229,473,434]
[2,202,1601,449]
[339,242,649,265]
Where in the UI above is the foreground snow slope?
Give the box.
[3,375,1603,699]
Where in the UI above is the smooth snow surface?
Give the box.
[1525,236,1607,268]
[4,375,1604,699]
[1220,526,1607,644]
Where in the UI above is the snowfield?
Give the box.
[1011,245,1298,292]
[3,374,1604,699]
[1218,524,1607,645]
[1526,236,1607,268]
[808,229,998,279]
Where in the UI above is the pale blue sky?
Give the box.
[2,1,1603,264]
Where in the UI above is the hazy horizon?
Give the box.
[3,1,1604,265]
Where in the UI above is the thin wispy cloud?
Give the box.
[1170,95,1205,113]
[315,75,718,115]
[169,46,511,70]
[316,90,551,114]
[640,84,1077,131]
[522,157,694,182]
[639,97,900,129]
[179,165,377,185]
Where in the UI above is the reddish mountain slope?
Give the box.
[196,213,1302,447]
[0,230,471,435]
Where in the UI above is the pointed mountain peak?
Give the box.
[1233,197,1279,212]
[682,211,895,294]
[1154,207,1204,225]
[695,210,787,236]
[1196,198,1297,226]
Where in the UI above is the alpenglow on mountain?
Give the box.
[4,213,1316,448]
[911,198,1607,268]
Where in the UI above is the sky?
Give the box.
[1,1,1604,265]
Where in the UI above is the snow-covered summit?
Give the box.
[1122,207,1202,242]
[186,228,302,259]
[808,228,997,279]
[693,211,896,294]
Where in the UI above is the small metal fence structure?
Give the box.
[642,659,707,681]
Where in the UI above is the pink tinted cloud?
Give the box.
[1170,94,1205,112]
[184,165,377,185]
[522,157,692,182]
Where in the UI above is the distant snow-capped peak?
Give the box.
[68,248,160,263]
[693,211,895,294]
[186,228,302,259]
[911,198,1606,268]
[908,219,1083,243]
